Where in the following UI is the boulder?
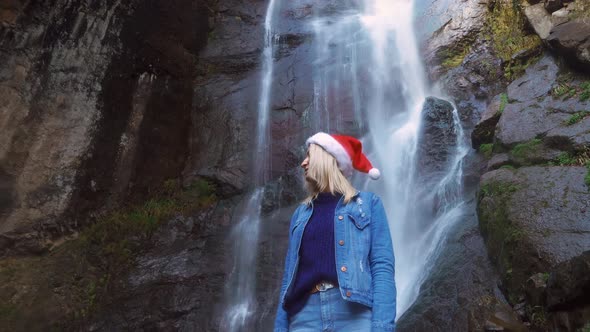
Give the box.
[397,203,525,331]
[495,55,590,149]
[487,153,511,171]
[416,97,457,177]
[545,251,590,331]
[545,0,563,13]
[477,167,590,296]
[471,94,504,149]
[547,20,590,72]
[524,3,554,40]
[546,251,590,311]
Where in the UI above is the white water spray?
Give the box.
[308,0,469,316]
[221,0,277,330]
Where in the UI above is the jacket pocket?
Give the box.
[348,212,370,230]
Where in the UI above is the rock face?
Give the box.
[397,201,526,332]
[421,0,491,80]
[0,0,216,256]
[474,53,590,330]
[478,167,590,293]
[547,20,590,72]
[546,251,590,330]
[416,97,457,177]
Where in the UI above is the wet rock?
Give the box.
[487,153,511,171]
[471,94,504,149]
[477,167,590,296]
[495,55,590,149]
[506,55,558,104]
[545,251,590,331]
[545,0,564,13]
[547,20,590,72]
[416,97,457,177]
[397,200,519,331]
[422,0,491,80]
[546,251,590,311]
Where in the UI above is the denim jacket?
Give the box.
[274,191,396,332]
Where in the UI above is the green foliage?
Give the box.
[440,46,471,69]
[499,93,509,113]
[479,143,494,159]
[553,83,576,99]
[554,152,577,166]
[541,272,550,283]
[580,82,590,102]
[487,0,542,79]
[80,178,217,273]
[585,162,590,188]
[478,181,523,269]
[499,164,516,170]
[578,322,590,332]
[510,138,542,163]
[566,111,590,125]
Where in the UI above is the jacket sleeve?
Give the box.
[274,206,300,332]
[369,194,397,332]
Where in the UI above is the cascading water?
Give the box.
[303,0,470,317]
[224,0,470,328]
[221,0,277,330]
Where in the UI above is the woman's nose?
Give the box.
[301,157,308,168]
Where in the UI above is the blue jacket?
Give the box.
[274,191,396,331]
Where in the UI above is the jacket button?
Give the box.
[338,215,343,220]
[340,266,347,272]
[346,291,352,297]
[338,240,344,246]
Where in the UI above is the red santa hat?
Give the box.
[306,132,381,180]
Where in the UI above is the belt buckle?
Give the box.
[316,282,334,292]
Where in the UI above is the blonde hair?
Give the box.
[304,143,357,204]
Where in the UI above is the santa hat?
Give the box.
[306,132,381,180]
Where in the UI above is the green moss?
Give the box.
[440,46,471,69]
[478,181,523,277]
[0,178,218,330]
[510,138,543,164]
[80,178,217,273]
[585,162,590,188]
[479,143,494,159]
[555,152,577,165]
[580,82,590,101]
[499,93,509,113]
[487,0,542,79]
[500,164,516,170]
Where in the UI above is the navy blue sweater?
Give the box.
[284,192,341,316]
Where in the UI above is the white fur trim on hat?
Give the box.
[306,132,353,177]
[368,168,381,180]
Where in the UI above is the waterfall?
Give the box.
[223,0,469,328]
[307,0,469,317]
[221,0,277,330]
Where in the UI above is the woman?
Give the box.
[274,132,397,332]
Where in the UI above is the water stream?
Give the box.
[223,0,469,327]
[221,0,278,330]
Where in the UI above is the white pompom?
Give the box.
[368,168,381,180]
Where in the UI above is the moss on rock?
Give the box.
[477,180,522,284]
[0,178,218,330]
